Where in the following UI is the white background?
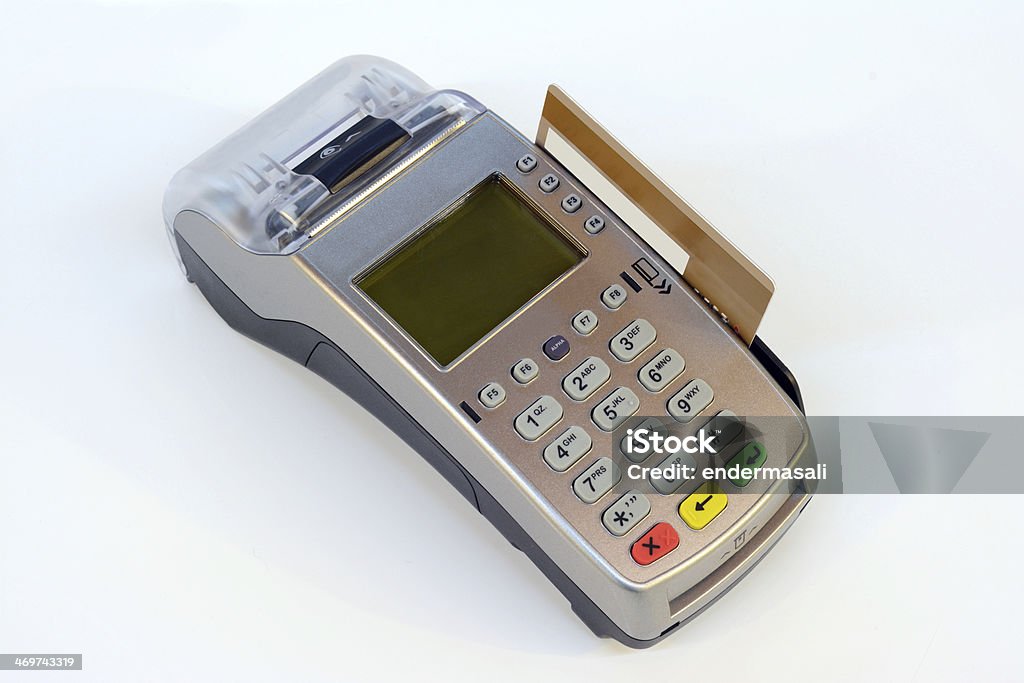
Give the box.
[2,1,1023,680]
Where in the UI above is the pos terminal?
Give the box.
[163,56,813,647]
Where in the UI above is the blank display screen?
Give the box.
[358,175,585,365]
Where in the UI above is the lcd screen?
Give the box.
[358,175,585,365]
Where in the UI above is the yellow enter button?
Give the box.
[679,483,728,530]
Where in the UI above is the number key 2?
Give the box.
[562,356,611,401]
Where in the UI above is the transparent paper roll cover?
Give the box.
[163,55,486,260]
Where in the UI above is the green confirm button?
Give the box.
[727,442,767,487]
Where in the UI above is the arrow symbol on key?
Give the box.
[746,445,762,466]
[653,279,672,294]
[694,494,713,512]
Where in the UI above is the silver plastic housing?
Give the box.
[165,59,812,645]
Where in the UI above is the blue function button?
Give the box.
[543,334,571,361]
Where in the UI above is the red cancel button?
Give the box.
[630,522,680,566]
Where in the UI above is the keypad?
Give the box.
[516,153,538,173]
[667,379,714,422]
[514,395,563,441]
[609,319,657,362]
[573,457,621,503]
[539,173,560,193]
[512,358,539,384]
[479,382,505,409]
[491,150,748,564]
[637,348,684,392]
[572,310,598,335]
[601,284,627,309]
[543,425,592,472]
[603,490,651,536]
[679,483,727,530]
[592,386,641,432]
[562,356,611,402]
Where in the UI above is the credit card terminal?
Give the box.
[163,56,814,647]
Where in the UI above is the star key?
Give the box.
[630,523,680,566]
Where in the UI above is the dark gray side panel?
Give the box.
[173,232,805,649]
[305,341,665,646]
[174,233,664,646]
